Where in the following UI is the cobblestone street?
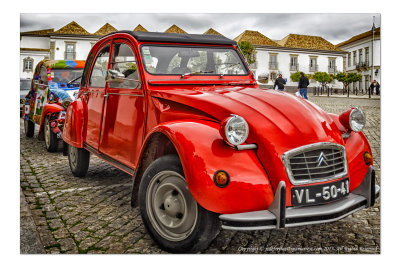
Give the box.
[19,96,381,254]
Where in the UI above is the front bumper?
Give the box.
[220,166,380,230]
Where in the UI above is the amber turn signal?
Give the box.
[214,170,230,188]
[364,152,373,165]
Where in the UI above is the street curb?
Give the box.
[20,188,46,254]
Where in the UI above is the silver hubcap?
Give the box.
[44,120,50,148]
[146,171,198,241]
[69,145,78,170]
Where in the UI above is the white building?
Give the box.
[234,30,347,91]
[336,27,381,93]
[20,22,119,79]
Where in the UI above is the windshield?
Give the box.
[141,45,249,76]
[50,69,83,83]
[20,79,31,90]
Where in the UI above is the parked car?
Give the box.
[23,59,85,152]
[20,78,31,116]
[62,31,379,253]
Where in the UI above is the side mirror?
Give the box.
[106,69,125,84]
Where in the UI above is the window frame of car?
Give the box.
[81,51,94,88]
[88,42,111,88]
[108,38,141,90]
[138,44,250,76]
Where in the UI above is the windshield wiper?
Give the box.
[67,75,82,85]
[180,71,214,79]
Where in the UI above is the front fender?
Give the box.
[39,103,64,133]
[148,120,274,214]
[63,98,85,148]
[329,113,373,191]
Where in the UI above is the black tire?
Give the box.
[138,154,220,253]
[44,117,58,152]
[24,119,35,138]
[68,144,90,177]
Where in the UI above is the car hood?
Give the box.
[150,86,345,190]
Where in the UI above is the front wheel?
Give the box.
[44,117,58,152]
[24,119,35,138]
[138,154,220,253]
[68,144,90,177]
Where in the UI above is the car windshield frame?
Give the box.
[139,44,250,76]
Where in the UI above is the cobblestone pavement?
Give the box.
[20,96,380,254]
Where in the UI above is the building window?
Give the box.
[23,57,34,73]
[65,42,76,60]
[353,51,356,66]
[309,57,318,72]
[269,54,278,70]
[365,47,369,65]
[290,55,298,71]
[359,49,363,63]
[328,58,336,73]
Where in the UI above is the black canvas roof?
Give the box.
[105,30,237,45]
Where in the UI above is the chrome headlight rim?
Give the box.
[223,114,249,146]
[349,107,366,132]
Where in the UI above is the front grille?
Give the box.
[282,143,347,185]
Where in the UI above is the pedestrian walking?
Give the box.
[298,72,309,99]
[369,80,376,95]
[274,74,286,91]
[375,82,380,95]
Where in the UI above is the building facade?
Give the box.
[336,27,381,93]
[234,31,347,91]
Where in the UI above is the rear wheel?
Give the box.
[68,144,90,177]
[44,117,58,152]
[138,154,220,253]
[24,119,35,138]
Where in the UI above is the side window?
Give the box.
[89,45,110,88]
[40,66,48,84]
[81,51,93,87]
[109,43,140,89]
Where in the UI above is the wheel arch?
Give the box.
[131,131,178,207]
[132,120,274,215]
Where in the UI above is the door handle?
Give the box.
[82,92,88,96]
[104,94,109,99]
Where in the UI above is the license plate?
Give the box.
[291,178,349,207]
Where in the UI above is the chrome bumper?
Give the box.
[220,166,380,231]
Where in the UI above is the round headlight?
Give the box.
[349,108,366,132]
[220,115,249,146]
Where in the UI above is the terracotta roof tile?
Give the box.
[203,28,223,36]
[278,34,342,51]
[20,28,54,35]
[20,48,50,52]
[133,24,148,32]
[164,24,187,34]
[234,30,280,47]
[336,27,380,47]
[94,23,117,35]
[54,21,90,35]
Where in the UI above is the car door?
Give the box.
[33,65,49,124]
[85,42,111,149]
[98,39,145,169]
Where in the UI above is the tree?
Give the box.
[290,71,301,83]
[290,71,312,83]
[238,41,256,65]
[334,72,362,97]
[312,72,333,93]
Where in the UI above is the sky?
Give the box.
[20,13,381,45]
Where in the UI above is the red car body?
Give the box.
[63,31,379,252]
